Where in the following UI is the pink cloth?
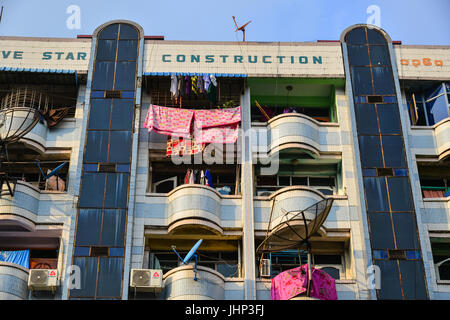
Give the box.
[193,106,241,143]
[144,104,194,138]
[271,264,337,300]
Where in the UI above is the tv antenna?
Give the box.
[0,7,3,24]
[232,16,251,42]
[172,239,203,281]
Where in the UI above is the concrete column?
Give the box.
[240,86,256,300]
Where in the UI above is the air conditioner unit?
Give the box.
[261,259,271,277]
[130,269,164,293]
[28,269,59,291]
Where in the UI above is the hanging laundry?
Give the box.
[200,170,205,185]
[185,76,192,96]
[207,81,218,104]
[210,75,217,87]
[184,169,192,184]
[177,75,184,96]
[170,75,179,100]
[189,170,195,184]
[166,136,204,157]
[193,106,241,143]
[204,169,214,188]
[144,104,194,138]
[203,75,211,92]
[197,76,204,94]
[191,76,199,96]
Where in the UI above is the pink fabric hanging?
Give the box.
[193,106,241,143]
[144,104,194,138]
[271,264,338,300]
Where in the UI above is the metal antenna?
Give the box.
[232,16,252,42]
[0,7,3,24]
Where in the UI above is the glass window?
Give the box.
[92,61,115,90]
[377,104,401,134]
[369,45,390,66]
[368,212,395,249]
[104,173,129,208]
[347,45,370,66]
[355,104,379,135]
[318,267,340,280]
[359,136,383,168]
[79,173,106,208]
[398,260,427,299]
[97,257,123,297]
[75,209,102,245]
[96,40,117,61]
[114,61,136,91]
[108,131,132,163]
[364,177,389,212]
[387,177,413,211]
[372,66,395,95]
[118,24,138,40]
[88,99,112,130]
[70,257,98,298]
[382,136,406,168]
[85,131,109,163]
[366,28,386,45]
[74,246,90,256]
[375,260,402,299]
[426,94,448,125]
[109,247,125,257]
[101,209,126,246]
[117,40,138,61]
[392,212,418,249]
[346,28,366,45]
[111,99,134,130]
[351,67,373,96]
[99,24,119,40]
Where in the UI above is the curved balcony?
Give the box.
[167,185,223,235]
[19,120,48,154]
[0,262,29,300]
[163,265,225,300]
[268,186,329,235]
[0,181,40,231]
[434,118,450,160]
[267,113,339,159]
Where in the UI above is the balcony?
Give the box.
[0,262,29,300]
[411,118,450,161]
[167,185,223,235]
[19,120,48,154]
[162,265,225,300]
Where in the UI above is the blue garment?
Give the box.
[205,169,214,188]
[0,250,30,269]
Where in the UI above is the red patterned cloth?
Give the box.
[144,104,194,138]
[166,136,204,156]
[271,264,337,300]
[193,106,241,143]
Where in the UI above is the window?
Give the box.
[255,174,336,196]
[418,164,450,198]
[431,238,450,281]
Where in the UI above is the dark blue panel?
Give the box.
[116,164,130,173]
[355,104,379,135]
[387,177,413,211]
[117,40,138,61]
[79,172,106,208]
[392,213,419,249]
[88,99,112,130]
[114,61,136,90]
[92,61,115,90]
[109,247,125,257]
[364,177,390,212]
[91,91,105,98]
[359,136,383,167]
[108,131,132,162]
[377,104,401,134]
[375,260,402,299]
[372,67,395,95]
[121,91,135,99]
[368,212,395,249]
[111,99,134,130]
[83,164,98,172]
[75,209,102,245]
[373,250,388,260]
[382,136,406,168]
[346,28,366,44]
[97,257,123,297]
[104,173,129,208]
[70,257,98,298]
[96,39,117,61]
[383,96,397,103]
[85,131,109,163]
[398,260,428,299]
[369,45,390,66]
[101,209,126,246]
[351,67,373,95]
[119,24,138,40]
[74,246,91,257]
[347,45,370,66]
[394,169,408,176]
[406,250,421,260]
[363,168,377,177]
[99,24,119,40]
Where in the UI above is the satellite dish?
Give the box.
[256,198,334,297]
[172,239,203,281]
[36,161,67,191]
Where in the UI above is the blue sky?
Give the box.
[0,0,449,44]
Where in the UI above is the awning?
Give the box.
[0,67,79,85]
